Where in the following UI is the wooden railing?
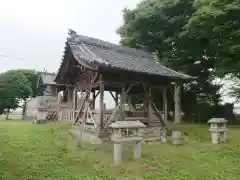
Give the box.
[58,109,74,122]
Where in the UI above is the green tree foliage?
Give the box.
[118,0,238,122]
[0,69,40,118]
[20,69,41,97]
[184,0,240,77]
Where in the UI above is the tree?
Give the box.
[0,69,40,119]
[20,69,41,98]
[117,0,232,123]
[183,0,240,99]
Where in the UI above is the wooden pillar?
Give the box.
[120,87,126,120]
[174,83,182,124]
[144,92,148,117]
[99,75,104,128]
[73,85,77,120]
[67,87,74,102]
[55,87,58,97]
[92,90,96,110]
[63,87,68,102]
[163,87,168,123]
[147,87,152,124]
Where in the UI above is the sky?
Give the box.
[0,0,140,73]
[0,0,141,109]
[0,0,238,109]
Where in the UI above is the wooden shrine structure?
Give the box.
[25,72,79,123]
[54,29,192,141]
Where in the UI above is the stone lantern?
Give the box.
[109,120,146,165]
[207,118,228,144]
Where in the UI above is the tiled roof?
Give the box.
[56,29,192,80]
[40,72,56,85]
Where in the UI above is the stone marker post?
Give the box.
[207,118,228,144]
[109,121,146,165]
[172,131,183,145]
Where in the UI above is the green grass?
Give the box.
[0,120,240,180]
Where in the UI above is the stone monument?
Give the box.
[207,118,228,144]
[109,120,146,165]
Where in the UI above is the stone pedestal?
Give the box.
[134,141,141,160]
[207,118,228,144]
[114,143,122,165]
[109,120,145,165]
[160,128,167,143]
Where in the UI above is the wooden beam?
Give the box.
[120,87,126,120]
[141,82,167,128]
[68,65,83,69]
[163,87,168,124]
[73,85,77,119]
[92,91,96,110]
[126,84,133,94]
[115,92,118,108]
[109,91,117,104]
[99,74,104,128]
[73,72,100,125]
[147,87,152,124]
[95,90,100,98]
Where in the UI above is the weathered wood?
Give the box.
[126,84,133,94]
[120,87,126,121]
[104,85,132,127]
[73,85,77,119]
[104,104,120,128]
[56,85,69,123]
[87,106,97,129]
[115,92,118,108]
[92,91,96,110]
[95,90,100,99]
[147,87,152,124]
[73,73,99,124]
[163,87,168,124]
[99,74,104,128]
[109,91,117,104]
[141,82,167,128]
[76,71,99,91]
[73,94,88,124]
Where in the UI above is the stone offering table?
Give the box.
[109,120,146,165]
[207,118,228,144]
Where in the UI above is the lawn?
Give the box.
[0,120,240,180]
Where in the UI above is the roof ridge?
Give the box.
[68,29,154,59]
